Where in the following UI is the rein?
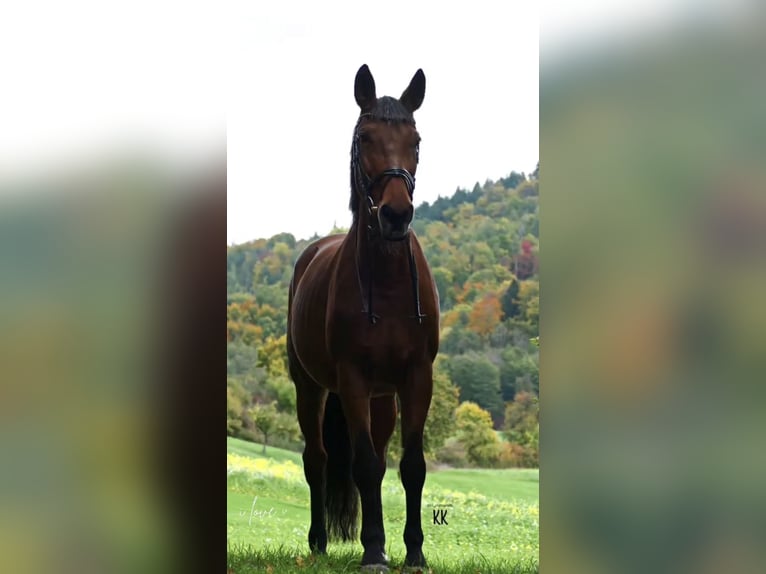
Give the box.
[351,115,425,326]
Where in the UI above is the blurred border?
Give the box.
[541,3,766,573]
[0,153,226,574]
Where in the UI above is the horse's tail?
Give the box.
[322,391,359,542]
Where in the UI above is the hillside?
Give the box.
[227,169,539,468]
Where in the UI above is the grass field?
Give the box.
[227,437,538,573]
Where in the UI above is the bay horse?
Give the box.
[287,64,439,571]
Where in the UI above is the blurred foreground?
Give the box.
[0,150,225,574]
[542,4,766,573]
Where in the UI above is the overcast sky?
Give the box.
[227,1,539,244]
[2,1,751,245]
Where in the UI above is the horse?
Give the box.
[287,64,439,571]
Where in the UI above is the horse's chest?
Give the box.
[332,315,425,374]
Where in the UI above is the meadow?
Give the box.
[227,437,538,573]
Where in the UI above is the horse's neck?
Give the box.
[350,222,411,289]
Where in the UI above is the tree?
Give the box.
[467,294,502,337]
[249,402,280,454]
[439,325,483,355]
[501,278,521,320]
[387,366,460,464]
[448,353,504,422]
[503,392,539,447]
[502,392,539,467]
[276,412,302,445]
[513,240,538,280]
[265,373,297,412]
[455,402,501,467]
[431,266,455,310]
[424,369,460,455]
[501,171,527,190]
[227,380,247,436]
[257,334,288,376]
[499,347,539,401]
[227,342,260,377]
[249,401,301,453]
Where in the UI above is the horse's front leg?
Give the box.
[294,381,329,553]
[398,363,433,568]
[338,365,388,569]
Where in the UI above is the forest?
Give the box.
[227,166,539,468]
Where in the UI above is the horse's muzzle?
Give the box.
[378,204,413,241]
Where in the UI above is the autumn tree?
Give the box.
[455,401,501,467]
[468,293,503,337]
[257,334,288,375]
[513,239,538,280]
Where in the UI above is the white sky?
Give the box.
[227,1,539,244]
[2,1,753,245]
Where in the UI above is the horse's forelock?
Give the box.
[368,96,414,123]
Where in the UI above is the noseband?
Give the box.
[351,114,425,326]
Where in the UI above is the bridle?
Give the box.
[351,113,417,228]
[351,113,425,326]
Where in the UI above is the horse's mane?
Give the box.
[349,96,416,216]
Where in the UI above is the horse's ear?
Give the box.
[400,69,425,113]
[354,64,377,112]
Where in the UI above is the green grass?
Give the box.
[227,436,303,464]
[227,437,538,573]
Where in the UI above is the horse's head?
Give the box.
[351,64,425,241]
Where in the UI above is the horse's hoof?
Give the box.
[360,564,389,573]
[404,552,427,569]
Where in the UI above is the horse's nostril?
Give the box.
[380,204,412,225]
[379,204,396,221]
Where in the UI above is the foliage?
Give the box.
[387,364,460,465]
[439,325,484,355]
[249,401,300,454]
[502,278,521,319]
[256,334,288,376]
[502,392,539,468]
[227,170,540,468]
[227,381,247,436]
[498,441,538,469]
[435,436,469,467]
[499,347,539,401]
[455,402,502,467]
[447,353,504,421]
[467,293,503,337]
[424,368,460,455]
